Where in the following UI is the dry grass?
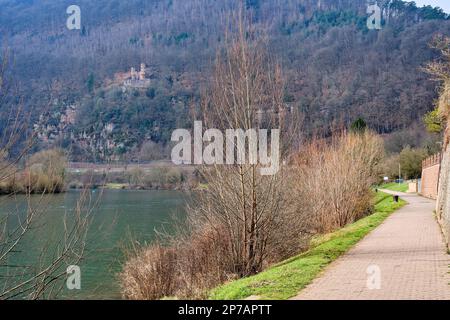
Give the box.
[120,225,234,300]
[120,244,178,300]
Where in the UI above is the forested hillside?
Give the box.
[1,0,449,161]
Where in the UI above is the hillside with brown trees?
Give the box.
[0,0,449,160]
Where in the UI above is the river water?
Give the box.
[0,190,188,299]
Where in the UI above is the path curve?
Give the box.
[292,190,450,300]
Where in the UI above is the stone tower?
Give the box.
[130,67,137,80]
[139,63,146,80]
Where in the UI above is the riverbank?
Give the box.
[0,161,202,194]
[67,163,202,191]
[209,192,405,300]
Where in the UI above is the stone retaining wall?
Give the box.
[436,149,450,245]
[421,153,441,200]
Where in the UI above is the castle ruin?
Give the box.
[124,63,151,88]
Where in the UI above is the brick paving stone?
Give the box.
[292,191,450,300]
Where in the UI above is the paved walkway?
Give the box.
[293,190,450,300]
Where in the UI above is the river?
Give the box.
[0,190,188,299]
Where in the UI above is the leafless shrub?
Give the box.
[174,224,234,299]
[292,130,384,233]
[119,224,233,300]
[119,243,178,300]
[26,149,67,193]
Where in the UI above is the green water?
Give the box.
[0,190,188,299]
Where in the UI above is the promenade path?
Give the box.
[292,190,450,300]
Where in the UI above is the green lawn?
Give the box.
[379,182,408,192]
[209,192,405,300]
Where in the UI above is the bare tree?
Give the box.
[189,9,303,277]
[425,35,450,147]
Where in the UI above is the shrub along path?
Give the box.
[293,190,450,300]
